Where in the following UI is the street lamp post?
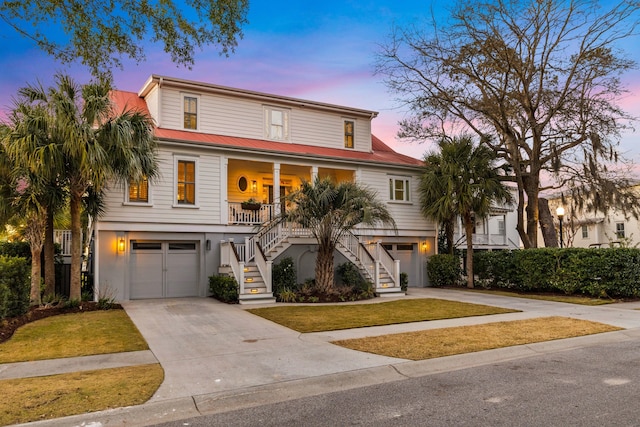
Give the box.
[556,206,565,248]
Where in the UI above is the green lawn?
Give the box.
[0,309,148,363]
[247,298,519,332]
[0,309,163,425]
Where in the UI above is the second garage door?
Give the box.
[130,241,200,299]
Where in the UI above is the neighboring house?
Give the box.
[95,75,437,302]
[543,188,640,248]
[452,204,521,252]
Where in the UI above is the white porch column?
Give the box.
[311,166,318,182]
[273,162,281,212]
[221,156,228,224]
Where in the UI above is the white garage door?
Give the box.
[130,241,200,299]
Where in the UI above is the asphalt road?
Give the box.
[154,337,640,426]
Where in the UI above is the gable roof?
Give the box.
[110,89,423,168]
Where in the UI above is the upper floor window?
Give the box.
[344,120,355,149]
[176,159,196,205]
[616,222,625,239]
[184,96,198,130]
[498,220,505,235]
[265,107,289,141]
[389,177,410,202]
[128,177,149,203]
[582,225,589,239]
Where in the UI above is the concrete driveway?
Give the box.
[122,297,401,401]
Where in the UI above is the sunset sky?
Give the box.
[0,0,638,163]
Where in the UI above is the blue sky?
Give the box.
[0,1,638,162]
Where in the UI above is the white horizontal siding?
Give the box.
[101,147,222,225]
[153,88,372,152]
[144,86,159,126]
[358,168,434,233]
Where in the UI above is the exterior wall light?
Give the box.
[117,237,125,254]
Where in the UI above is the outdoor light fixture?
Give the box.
[251,180,258,193]
[250,288,259,293]
[421,241,429,253]
[246,277,254,283]
[117,237,125,254]
[556,206,565,248]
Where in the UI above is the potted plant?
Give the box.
[241,198,262,210]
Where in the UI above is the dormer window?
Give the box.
[264,107,289,141]
[344,120,355,149]
[184,96,198,130]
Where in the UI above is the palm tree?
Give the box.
[3,99,68,299]
[282,176,396,294]
[15,74,159,300]
[420,136,512,288]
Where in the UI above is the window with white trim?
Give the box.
[174,156,198,206]
[264,107,289,141]
[183,96,198,130]
[498,220,505,235]
[389,177,410,202]
[127,177,150,203]
[582,225,589,239]
[344,120,355,148]
[616,222,625,239]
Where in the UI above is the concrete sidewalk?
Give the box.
[10,288,640,427]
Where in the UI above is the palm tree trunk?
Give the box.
[315,243,335,294]
[44,210,56,297]
[464,216,475,289]
[69,191,82,301]
[30,246,42,306]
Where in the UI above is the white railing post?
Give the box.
[239,261,246,295]
[394,259,401,288]
[374,261,380,288]
[266,260,273,293]
[220,240,229,265]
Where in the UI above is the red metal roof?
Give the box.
[111,90,423,168]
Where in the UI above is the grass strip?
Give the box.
[465,289,614,305]
[0,310,148,363]
[248,298,518,333]
[333,316,621,360]
[0,364,164,426]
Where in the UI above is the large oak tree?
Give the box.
[0,0,248,76]
[377,0,640,248]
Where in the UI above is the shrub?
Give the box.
[272,257,297,297]
[209,275,239,303]
[472,248,640,299]
[337,262,369,291]
[400,272,409,292]
[0,256,30,320]
[0,241,31,261]
[427,254,462,287]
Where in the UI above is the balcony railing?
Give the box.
[228,202,275,225]
[54,230,73,256]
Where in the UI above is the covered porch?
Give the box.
[226,159,355,225]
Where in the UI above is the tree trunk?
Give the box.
[445,218,455,255]
[538,198,558,247]
[30,246,42,306]
[315,242,335,294]
[43,210,56,297]
[69,191,82,301]
[524,175,540,248]
[464,214,474,289]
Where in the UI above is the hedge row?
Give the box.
[473,248,640,298]
[0,256,30,320]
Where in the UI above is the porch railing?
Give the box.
[228,202,275,225]
[54,230,73,256]
[364,241,400,287]
[220,239,245,293]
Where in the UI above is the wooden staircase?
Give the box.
[219,221,404,303]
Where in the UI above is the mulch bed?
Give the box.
[0,302,123,345]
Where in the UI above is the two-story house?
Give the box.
[94,75,436,302]
[543,188,640,248]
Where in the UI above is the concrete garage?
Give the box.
[129,241,200,299]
